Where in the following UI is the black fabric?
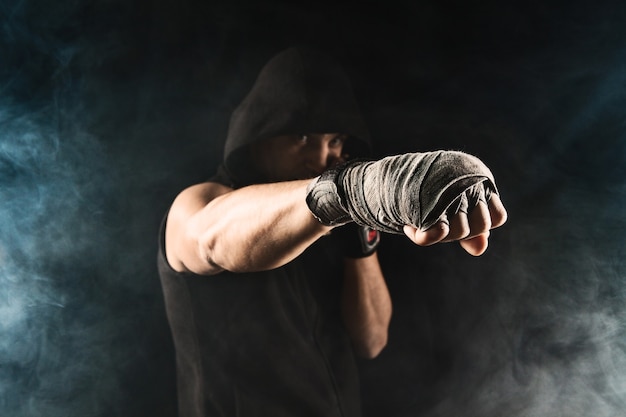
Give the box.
[158,217,361,417]
[222,46,371,188]
[331,223,381,258]
[158,47,372,416]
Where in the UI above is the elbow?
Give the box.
[194,235,228,275]
[354,331,388,360]
[197,236,258,274]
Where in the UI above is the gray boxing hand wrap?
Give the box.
[306,151,499,234]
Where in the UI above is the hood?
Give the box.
[222,47,371,187]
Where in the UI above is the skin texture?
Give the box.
[164,133,507,357]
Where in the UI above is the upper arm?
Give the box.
[165,182,233,275]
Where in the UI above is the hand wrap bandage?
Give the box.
[306,151,499,234]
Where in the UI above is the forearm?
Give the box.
[188,180,332,273]
[341,253,392,359]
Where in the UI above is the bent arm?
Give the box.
[165,180,332,275]
[342,253,392,359]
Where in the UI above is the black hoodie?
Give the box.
[158,47,368,417]
[215,46,371,188]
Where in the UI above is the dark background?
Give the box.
[1,1,625,416]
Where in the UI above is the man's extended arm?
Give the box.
[166,150,507,276]
[165,179,332,276]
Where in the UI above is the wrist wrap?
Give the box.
[305,161,356,226]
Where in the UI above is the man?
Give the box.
[158,47,507,417]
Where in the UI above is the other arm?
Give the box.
[342,252,392,359]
